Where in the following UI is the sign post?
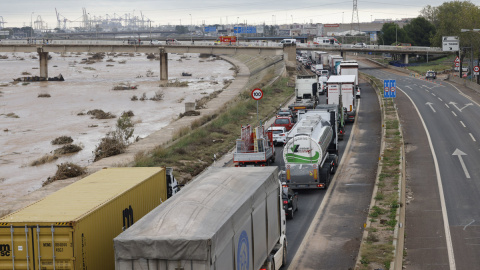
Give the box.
[251,88,263,125]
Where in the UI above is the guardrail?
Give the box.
[0,39,284,48]
[296,43,443,52]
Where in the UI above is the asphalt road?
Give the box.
[270,77,381,269]
[360,60,480,269]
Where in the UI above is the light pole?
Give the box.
[30,12,34,38]
[395,23,398,45]
[189,14,192,44]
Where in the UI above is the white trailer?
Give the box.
[283,110,338,189]
[327,75,356,123]
[339,61,359,86]
[114,167,287,270]
[295,75,319,103]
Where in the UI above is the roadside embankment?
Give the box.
[355,73,406,270]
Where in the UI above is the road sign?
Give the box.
[474,66,479,76]
[390,80,397,98]
[454,56,460,63]
[251,88,263,100]
[442,36,459,51]
[383,80,390,98]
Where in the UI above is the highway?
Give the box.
[360,60,480,269]
[268,77,381,269]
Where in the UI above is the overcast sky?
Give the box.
[1,0,477,29]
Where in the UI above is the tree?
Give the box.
[175,25,188,34]
[378,23,411,45]
[423,1,480,47]
[404,17,436,46]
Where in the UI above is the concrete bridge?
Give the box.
[0,40,288,81]
[0,39,448,80]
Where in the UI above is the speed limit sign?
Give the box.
[251,88,263,100]
[474,66,480,75]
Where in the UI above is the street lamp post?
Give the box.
[189,14,192,44]
[30,12,34,38]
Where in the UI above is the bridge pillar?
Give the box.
[403,53,409,64]
[283,44,296,68]
[37,48,49,78]
[159,48,168,81]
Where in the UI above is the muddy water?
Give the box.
[0,52,234,206]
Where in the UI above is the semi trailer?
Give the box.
[114,167,287,270]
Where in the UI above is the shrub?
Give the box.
[51,136,73,145]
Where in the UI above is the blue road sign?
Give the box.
[384,80,390,98]
[204,26,217,33]
[234,26,257,34]
[390,80,396,98]
[383,80,396,98]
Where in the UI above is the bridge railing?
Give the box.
[0,39,284,48]
[296,43,443,52]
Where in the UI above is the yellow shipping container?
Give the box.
[0,167,168,270]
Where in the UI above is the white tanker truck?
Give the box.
[283,109,339,189]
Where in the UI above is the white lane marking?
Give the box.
[445,103,450,108]
[464,220,475,230]
[432,93,437,96]
[405,86,412,90]
[426,102,436,113]
[399,86,457,270]
[470,133,476,142]
[452,149,471,179]
[460,121,466,127]
[449,102,473,112]
[438,97,443,102]
[452,111,457,117]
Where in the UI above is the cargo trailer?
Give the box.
[114,167,287,270]
[0,167,177,270]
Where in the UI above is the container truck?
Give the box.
[0,167,179,270]
[114,167,287,270]
[295,75,318,104]
[327,75,357,123]
[316,104,345,141]
[233,125,276,167]
[339,61,359,86]
[283,110,339,189]
[328,55,343,75]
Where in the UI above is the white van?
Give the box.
[281,39,297,45]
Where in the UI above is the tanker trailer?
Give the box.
[283,110,338,189]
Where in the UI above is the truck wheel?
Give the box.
[282,244,287,266]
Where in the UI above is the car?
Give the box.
[267,126,288,146]
[277,109,295,120]
[353,42,366,48]
[425,70,436,79]
[272,116,295,131]
[282,183,298,219]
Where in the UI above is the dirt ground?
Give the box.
[0,51,234,207]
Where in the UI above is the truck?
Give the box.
[0,167,179,270]
[339,60,359,86]
[114,167,287,270]
[328,55,343,75]
[295,75,319,104]
[288,99,316,119]
[316,103,345,141]
[283,109,339,189]
[218,36,237,44]
[327,75,357,123]
[313,37,341,45]
[233,125,276,167]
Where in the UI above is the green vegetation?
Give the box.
[358,73,403,269]
[134,72,294,184]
